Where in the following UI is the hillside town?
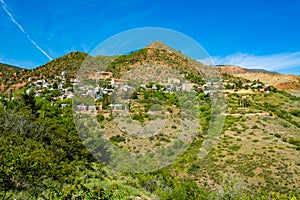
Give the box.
[13,69,275,115]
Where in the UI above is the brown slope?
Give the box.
[218,65,300,90]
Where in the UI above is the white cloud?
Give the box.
[210,52,300,74]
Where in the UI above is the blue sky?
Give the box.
[0,0,299,75]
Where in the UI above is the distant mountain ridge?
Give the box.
[0,63,24,72]
[216,65,278,74]
[247,68,279,74]
[218,65,300,90]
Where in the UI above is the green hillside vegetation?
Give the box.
[0,43,299,199]
[1,85,299,199]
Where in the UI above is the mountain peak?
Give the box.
[147,41,169,49]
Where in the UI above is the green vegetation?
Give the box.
[110,135,126,143]
[97,114,105,122]
[0,45,299,199]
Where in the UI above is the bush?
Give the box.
[96,114,105,122]
[248,132,255,135]
[132,113,145,122]
[290,110,300,117]
[229,144,242,151]
[161,181,209,200]
[274,133,281,138]
[288,138,300,146]
[252,125,259,129]
[110,135,126,143]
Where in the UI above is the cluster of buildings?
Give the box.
[23,69,273,112]
[26,71,74,99]
[75,105,96,112]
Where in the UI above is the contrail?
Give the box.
[0,0,53,61]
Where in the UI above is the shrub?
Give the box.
[290,110,300,117]
[252,125,259,129]
[110,135,126,143]
[229,144,242,151]
[132,113,145,122]
[161,181,209,200]
[274,133,281,138]
[288,138,300,146]
[248,132,255,135]
[96,114,105,122]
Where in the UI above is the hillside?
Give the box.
[0,63,26,91]
[0,63,23,72]
[0,42,299,199]
[104,41,206,78]
[218,65,300,90]
[0,52,88,92]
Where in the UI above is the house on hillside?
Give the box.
[88,106,96,111]
[26,89,31,95]
[95,71,113,79]
[109,104,123,110]
[76,105,88,111]
[62,71,67,79]
[43,82,51,88]
[113,78,126,85]
[140,84,147,90]
[66,93,74,99]
[120,85,135,92]
[181,82,194,91]
[95,94,103,99]
[36,79,45,84]
[251,83,263,89]
[203,82,213,90]
[110,78,115,86]
[58,84,64,89]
